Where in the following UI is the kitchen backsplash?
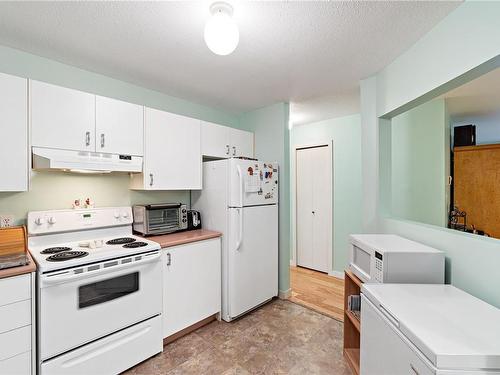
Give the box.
[0,171,189,225]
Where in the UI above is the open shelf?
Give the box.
[345,310,360,332]
[344,348,360,375]
[343,270,363,375]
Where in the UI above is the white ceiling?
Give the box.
[443,67,500,121]
[0,1,460,122]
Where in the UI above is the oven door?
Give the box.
[350,244,372,282]
[39,252,162,360]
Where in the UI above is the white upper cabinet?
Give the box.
[0,73,28,192]
[201,121,230,158]
[229,127,254,158]
[131,108,201,190]
[31,80,95,152]
[95,96,143,156]
[201,121,254,159]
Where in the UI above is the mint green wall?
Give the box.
[0,45,240,224]
[239,103,291,293]
[362,2,500,307]
[388,99,448,227]
[290,114,362,273]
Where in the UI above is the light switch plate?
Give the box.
[0,215,14,227]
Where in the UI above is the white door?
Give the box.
[143,108,201,190]
[201,121,230,158]
[296,145,332,273]
[228,205,278,319]
[0,73,28,191]
[229,128,254,158]
[163,239,221,338]
[95,96,143,156]
[31,80,95,152]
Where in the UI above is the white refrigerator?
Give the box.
[192,158,279,322]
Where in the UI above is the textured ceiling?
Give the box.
[444,67,500,120]
[0,1,460,121]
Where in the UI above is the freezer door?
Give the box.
[229,159,279,207]
[228,205,278,319]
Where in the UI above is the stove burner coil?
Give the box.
[106,237,137,245]
[46,251,89,262]
[123,241,148,249]
[41,246,72,254]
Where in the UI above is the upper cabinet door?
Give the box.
[0,73,28,191]
[95,96,144,156]
[201,121,230,158]
[143,108,201,190]
[229,128,254,158]
[31,81,95,152]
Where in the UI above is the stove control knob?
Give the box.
[114,212,120,219]
[35,217,45,226]
[121,211,130,219]
[48,216,57,225]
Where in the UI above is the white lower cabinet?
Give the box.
[162,238,221,338]
[0,273,35,375]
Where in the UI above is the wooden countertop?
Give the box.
[0,252,36,279]
[144,229,222,249]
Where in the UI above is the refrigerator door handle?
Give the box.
[235,208,243,251]
[236,165,244,207]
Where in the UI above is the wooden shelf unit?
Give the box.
[343,270,363,375]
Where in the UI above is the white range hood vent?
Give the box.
[32,147,142,173]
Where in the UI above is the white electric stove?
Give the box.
[28,207,163,375]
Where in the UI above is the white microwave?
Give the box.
[349,234,445,284]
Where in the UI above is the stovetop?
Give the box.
[29,234,160,272]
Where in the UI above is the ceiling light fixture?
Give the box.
[204,2,239,56]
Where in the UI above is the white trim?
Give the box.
[278,288,291,299]
[293,141,334,273]
[328,270,345,279]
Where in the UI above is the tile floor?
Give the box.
[125,299,350,374]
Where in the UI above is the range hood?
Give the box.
[32,147,142,173]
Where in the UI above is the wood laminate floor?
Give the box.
[125,299,350,374]
[289,266,344,321]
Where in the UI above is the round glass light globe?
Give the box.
[204,9,239,56]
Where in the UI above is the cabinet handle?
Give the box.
[225,144,230,155]
[100,133,105,148]
[149,173,154,187]
[85,131,91,146]
[232,146,236,156]
[167,253,171,266]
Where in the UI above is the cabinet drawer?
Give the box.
[0,300,31,334]
[0,274,30,306]
[0,325,31,361]
[0,351,31,375]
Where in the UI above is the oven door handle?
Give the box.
[41,251,161,286]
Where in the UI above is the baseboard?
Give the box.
[328,270,345,279]
[278,288,291,299]
[290,259,296,266]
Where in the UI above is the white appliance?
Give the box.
[192,158,279,322]
[28,207,162,375]
[32,146,143,173]
[361,284,500,375]
[349,234,444,284]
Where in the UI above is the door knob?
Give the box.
[312,211,315,214]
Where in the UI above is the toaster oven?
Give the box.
[133,204,188,235]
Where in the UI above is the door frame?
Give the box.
[292,141,333,275]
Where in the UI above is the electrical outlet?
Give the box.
[0,215,14,228]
